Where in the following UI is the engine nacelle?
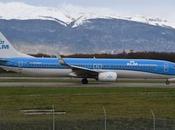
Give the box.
[98,72,117,81]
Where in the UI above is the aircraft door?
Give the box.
[17,61,23,72]
[164,63,169,73]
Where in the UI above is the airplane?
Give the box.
[0,32,175,85]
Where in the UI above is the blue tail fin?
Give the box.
[0,32,32,58]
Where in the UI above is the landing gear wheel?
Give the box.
[81,78,88,84]
[165,80,170,85]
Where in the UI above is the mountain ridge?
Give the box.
[0,18,175,54]
[0,2,175,54]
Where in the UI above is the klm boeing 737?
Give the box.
[0,32,175,84]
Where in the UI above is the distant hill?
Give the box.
[0,18,175,54]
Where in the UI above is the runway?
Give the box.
[0,77,175,88]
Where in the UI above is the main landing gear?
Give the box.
[81,78,88,84]
[165,80,170,85]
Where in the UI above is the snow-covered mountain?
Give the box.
[0,2,175,54]
[0,2,174,29]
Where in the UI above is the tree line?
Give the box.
[63,52,175,62]
[31,52,175,62]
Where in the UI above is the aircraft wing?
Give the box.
[70,65,99,78]
[58,57,99,78]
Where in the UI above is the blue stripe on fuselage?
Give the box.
[1,57,175,75]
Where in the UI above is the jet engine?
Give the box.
[98,72,117,81]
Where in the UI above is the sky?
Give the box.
[0,0,175,22]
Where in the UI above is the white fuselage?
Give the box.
[1,66,173,79]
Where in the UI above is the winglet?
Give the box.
[56,54,66,65]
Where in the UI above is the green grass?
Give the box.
[0,84,175,130]
[1,75,175,128]
[0,87,175,122]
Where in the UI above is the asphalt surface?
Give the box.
[0,77,175,88]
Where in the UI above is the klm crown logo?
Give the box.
[0,38,5,44]
[0,38,9,50]
[127,61,139,66]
